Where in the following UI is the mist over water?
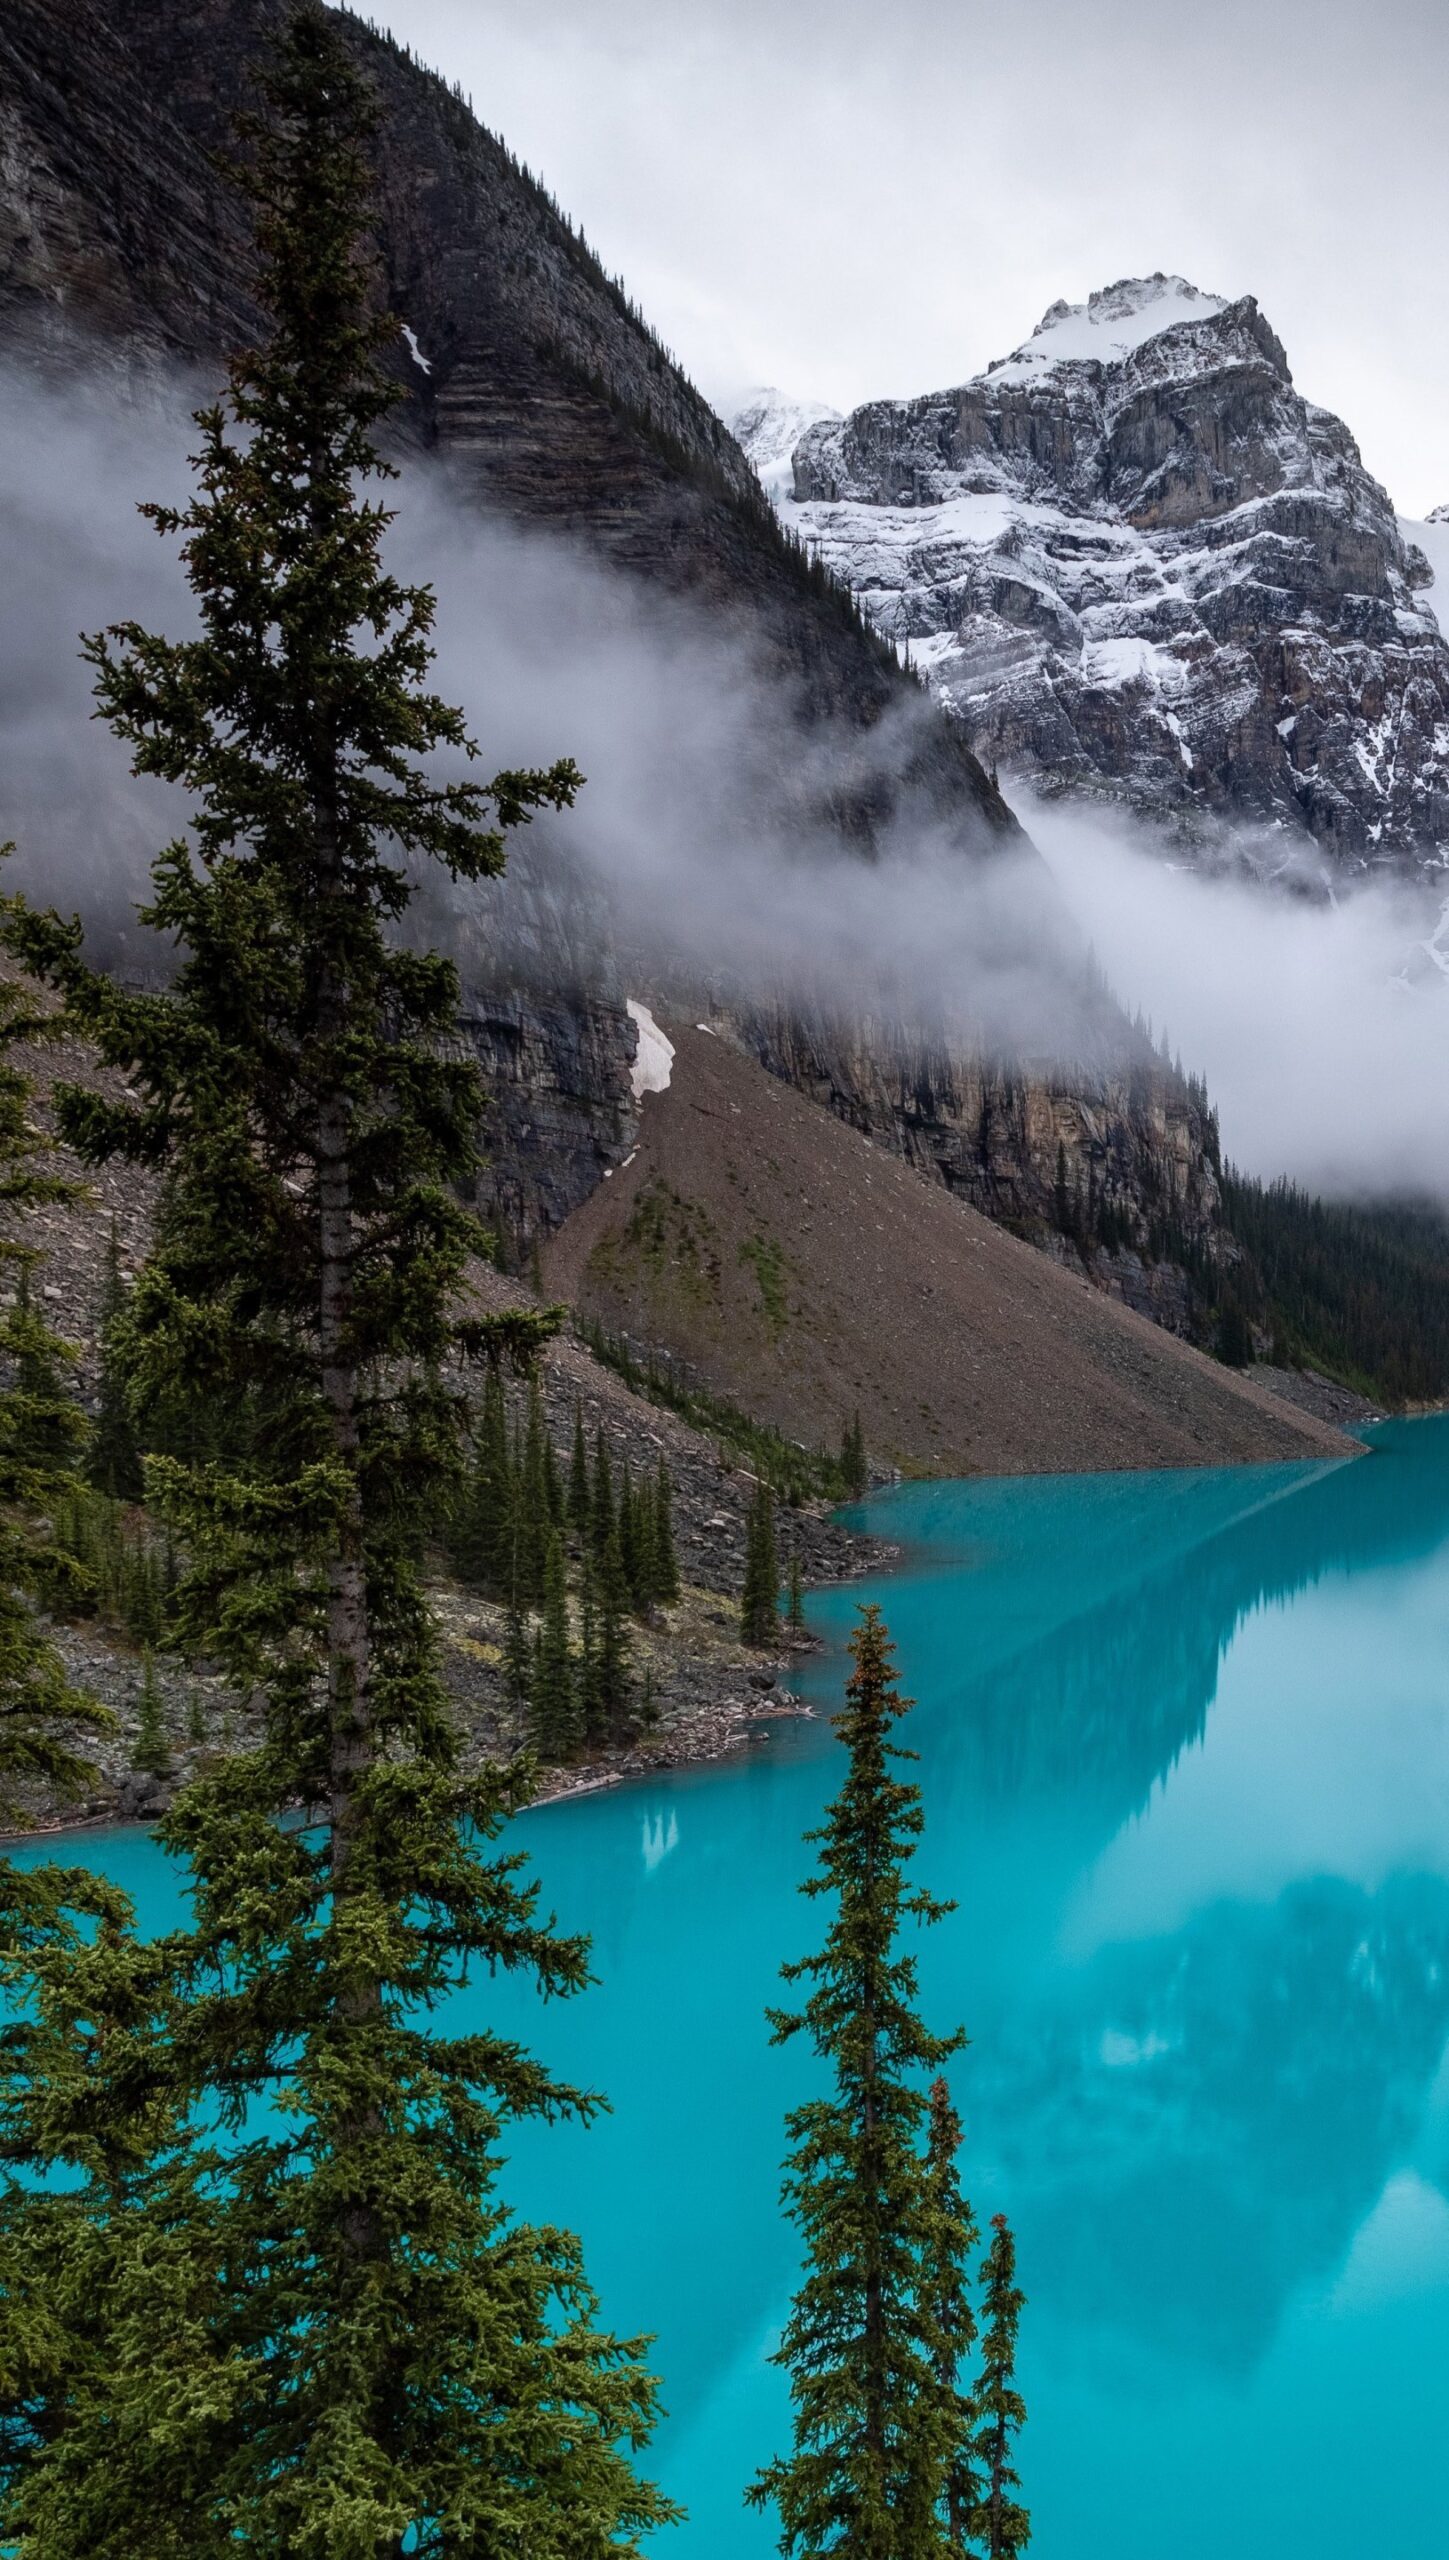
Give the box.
[5,359,1449,1199]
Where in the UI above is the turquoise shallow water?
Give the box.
[17,1417,1449,2554]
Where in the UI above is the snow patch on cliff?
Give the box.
[626,999,674,1099]
[732,387,841,503]
[1400,514,1449,631]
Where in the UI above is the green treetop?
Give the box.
[749,1604,967,2558]
[0,10,671,2552]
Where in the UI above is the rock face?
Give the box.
[0,10,1232,1331]
[740,1003,1225,1332]
[741,276,1449,876]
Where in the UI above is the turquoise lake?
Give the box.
[18,1416,1449,2554]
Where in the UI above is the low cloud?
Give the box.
[0,362,1105,1064]
[7,357,1449,1206]
[1027,795,1449,1201]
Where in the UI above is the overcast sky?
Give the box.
[364,0,1449,516]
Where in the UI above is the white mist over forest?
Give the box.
[1027,796,1449,1203]
[5,360,1449,1204]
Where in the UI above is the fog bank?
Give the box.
[1029,796,1449,1202]
[6,360,1449,1204]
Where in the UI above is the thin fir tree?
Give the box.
[617,1457,641,1608]
[449,1360,508,1592]
[132,1651,172,1780]
[786,1547,806,1636]
[0,12,673,2551]
[633,1467,659,1620]
[652,1453,680,1605]
[741,1478,780,1648]
[748,1606,966,2558]
[88,1221,144,1503]
[968,2217,1030,2560]
[501,1593,533,1733]
[924,2077,980,2552]
[541,1407,564,1531]
[567,1398,591,1543]
[841,1410,868,1501]
[517,1374,553,1608]
[590,1425,616,1562]
[594,1522,634,1744]
[529,1527,577,1763]
[578,1557,606,1753]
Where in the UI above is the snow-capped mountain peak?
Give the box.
[732,385,841,504]
[991,274,1228,381]
[743,282,1449,875]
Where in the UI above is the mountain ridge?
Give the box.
[0,5,1336,1441]
[737,274,1449,877]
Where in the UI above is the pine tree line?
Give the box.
[450,1378,681,1759]
[1221,1167,1449,1402]
[579,1313,872,1507]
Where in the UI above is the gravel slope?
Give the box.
[543,1022,1358,1477]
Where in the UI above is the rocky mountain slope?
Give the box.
[543,1021,1353,1474]
[738,276,1449,877]
[0,5,1254,1376]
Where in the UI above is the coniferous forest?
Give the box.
[1219,1171,1449,1402]
[0,12,1027,2551]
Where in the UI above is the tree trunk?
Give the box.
[314,809,371,1898]
[314,791,396,2560]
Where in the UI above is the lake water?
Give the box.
[16,1418,1449,2555]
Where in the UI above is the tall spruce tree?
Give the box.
[450,1361,509,1593]
[516,1372,553,1606]
[741,1478,780,1648]
[567,1398,591,1542]
[529,1527,577,1763]
[87,1222,144,1503]
[618,1458,641,1608]
[590,1426,616,1562]
[0,12,671,2551]
[969,2218,1030,2560]
[748,1606,966,2558]
[131,1650,172,1780]
[924,2078,979,2552]
[786,1548,806,1636]
[594,1523,634,1743]
[652,1453,680,1604]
